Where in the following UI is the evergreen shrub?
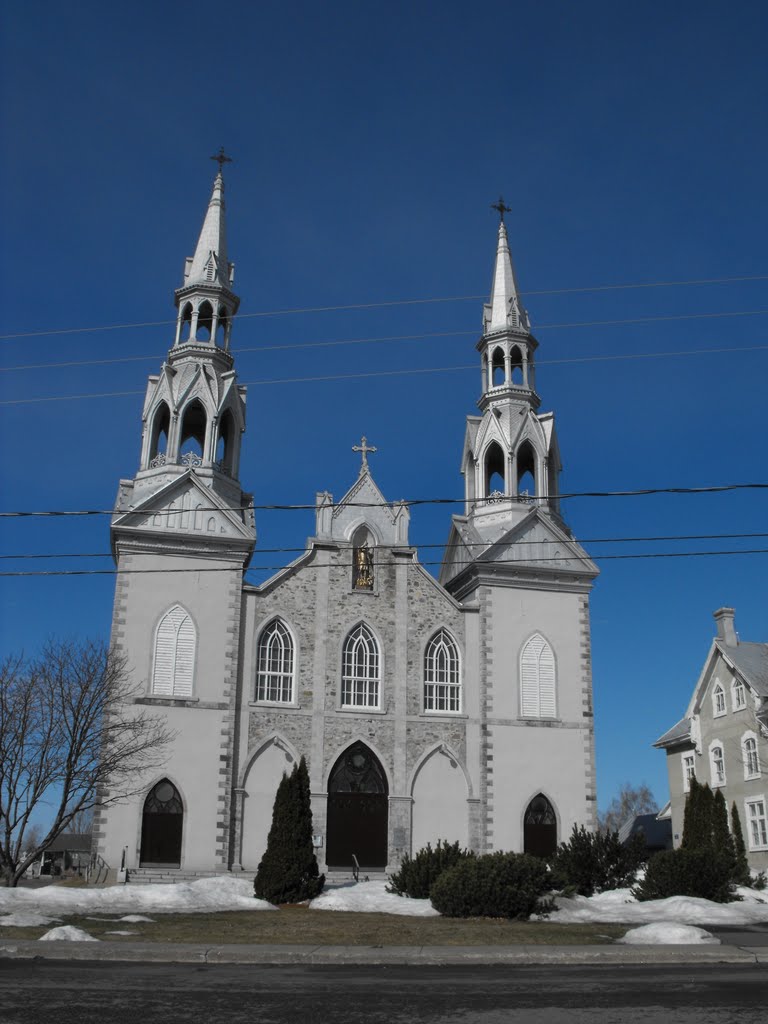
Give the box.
[387,839,473,899]
[730,803,752,887]
[632,848,734,903]
[549,825,646,897]
[430,852,553,919]
[253,757,325,904]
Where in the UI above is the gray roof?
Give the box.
[719,640,768,698]
[618,813,673,851]
[653,716,692,748]
[46,833,92,854]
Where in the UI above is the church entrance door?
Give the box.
[523,794,557,857]
[140,779,183,866]
[326,742,388,869]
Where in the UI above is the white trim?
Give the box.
[712,682,726,718]
[519,632,557,719]
[681,751,696,792]
[744,795,768,851]
[732,678,747,712]
[151,603,196,698]
[709,739,726,788]
[254,617,297,705]
[340,621,382,711]
[742,730,761,781]
[423,628,462,714]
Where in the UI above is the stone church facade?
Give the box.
[95,170,600,881]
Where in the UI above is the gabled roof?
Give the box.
[717,640,768,698]
[653,716,692,749]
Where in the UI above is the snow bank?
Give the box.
[0,877,273,918]
[618,923,720,945]
[39,925,98,942]
[309,880,439,916]
[0,912,62,928]
[545,886,768,927]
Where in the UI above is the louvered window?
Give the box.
[341,624,380,708]
[424,630,461,712]
[520,634,556,718]
[255,619,295,703]
[152,605,196,697]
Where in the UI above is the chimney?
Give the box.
[713,607,738,647]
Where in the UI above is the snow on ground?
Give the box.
[0,911,62,928]
[39,926,98,942]
[545,886,768,927]
[0,877,273,918]
[309,880,439,916]
[617,923,720,945]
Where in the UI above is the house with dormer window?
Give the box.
[654,608,768,870]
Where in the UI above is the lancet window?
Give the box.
[255,619,295,703]
[341,624,380,708]
[152,605,196,697]
[424,630,461,713]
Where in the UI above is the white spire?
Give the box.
[485,220,529,334]
[184,171,232,289]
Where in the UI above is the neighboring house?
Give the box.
[95,167,601,883]
[617,812,672,857]
[33,833,92,878]
[654,608,768,871]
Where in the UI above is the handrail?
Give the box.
[351,853,360,882]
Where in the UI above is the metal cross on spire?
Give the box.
[210,147,233,174]
[491,196,512,222]
[352,435,378,473]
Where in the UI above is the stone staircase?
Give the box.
[324,869,389,885]
[126,868,242,885]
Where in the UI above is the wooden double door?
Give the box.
[326,742,388,869]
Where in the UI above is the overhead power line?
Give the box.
[1,482,767,519]
[1,274,766,342]
[3,530,768,561]
[2,547,768,577]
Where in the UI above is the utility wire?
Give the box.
[1,483,767,519]
[2,274,767,342]
[3,531,768,560]
[2,547,768,577]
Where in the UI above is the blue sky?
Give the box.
[1,1,767,817]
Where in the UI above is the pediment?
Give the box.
[113,473,254,543]
[481,509,598,573]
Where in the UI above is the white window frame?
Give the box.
[745,797,768,850]
[151,604,196,698]
[255,618,295,704]
[520,633,557,719]
[732,679,747,711]
[712,682,726,717]
[681,752,696,792]
[423,629,462,714]
[742,731,761,780]
[709,740,726,787]
[341,623,381,710]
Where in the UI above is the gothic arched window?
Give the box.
[140,779,183,866]
[255,619,295,703]
[152,605,196,697]
[424,629,461,712]
[196,300,214,341]
[524,794,557,857]
[491,347,505,387]
[179,400,207,463]
[341,623,380,708]
[743,734,760,779]
[148,402,170,466]
[510,345,524,385]
[520,633,556,718]
[484,441,506,498]
[710,742,726,786]
[516,440,536,502]
[216,409,236,475]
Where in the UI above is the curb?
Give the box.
[1,941,767,966]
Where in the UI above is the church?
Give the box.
[95,166,600,882]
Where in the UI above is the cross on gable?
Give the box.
[352,435,378,473]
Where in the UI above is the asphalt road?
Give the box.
[1,961,767,1024]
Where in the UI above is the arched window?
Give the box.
[516,440,536,502]
[424,630,461,712]
[485,441,505,498]
[179,302,193,343]
[152,605,196,697]
[216,409,236,475]
[196,301,214,341]
[520,633,556,718]
[140,779,183,866]
[148,402,170,466]
[216,306,228,347]
[524,794,557,856]
[255,619,295,703]
[712,683,726,716]
[341,623,380,708]
[179,400,207,462]
[710,742,726,786]
[510,345,523,385]
[732,679,746,710]
[743,733,760,779]
[491,347,505,387]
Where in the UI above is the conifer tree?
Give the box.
[699,783,715,851]
[731,802,752,886]
[681,777,703,849]
[712,788,735,875]
[253,757,325,904]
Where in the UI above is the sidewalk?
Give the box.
[2,939,767,965]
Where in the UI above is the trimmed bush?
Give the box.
[430,852,553,919]
[387,839,473,899]
[632,848,734,903]
[549,825,645,897]
[254,757,325,904]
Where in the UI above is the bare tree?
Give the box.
[599,782,659,833]
[0,639,173,886]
